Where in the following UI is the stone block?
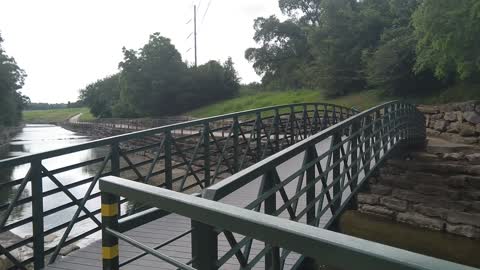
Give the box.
[447,211,480,226]
[459,123,477,137]
[442,152,465,161]
[446,224,480,239]
[357,194,381,205]
[434,120,448,131]
[472,202,480,213]
[423,199,469,212]
[359,204,395,218]
[392,189,428,203]
[426,128,441,136]
[396,212,444,230]
[444,112,457,121]
[431,113,444,120]
[466,175,480,189]
[414,184,460,199]
[458,101,477,112]
[378,174,415,189]
[370,184,392,195]
[447,175,467,188]
[456,111,464,122]
[446,122,460,133]
[413,204,448,219]
[417,105,439,114]
[441,133,479,144]
[464,191,480,200]
[463,111,480,124]
[380,197,408,211]
[405,172,446,185]
[465,153,480,163]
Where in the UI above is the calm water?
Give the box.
[0,124,111,246]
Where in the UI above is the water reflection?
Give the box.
[0,124,111,246]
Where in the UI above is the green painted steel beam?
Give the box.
[99,176,475,270]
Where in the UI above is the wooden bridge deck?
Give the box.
[45,146,341,270]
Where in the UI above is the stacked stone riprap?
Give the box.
[358,153,480,239]
[418,101,480,144]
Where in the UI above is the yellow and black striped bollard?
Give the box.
[101,192,119,270]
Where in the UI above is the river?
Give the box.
[0,124,109,247]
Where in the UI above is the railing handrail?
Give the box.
[203,100,409,200]
[0,102,353,168]
[99,176,472,270]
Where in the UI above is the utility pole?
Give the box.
[194,4,198,67]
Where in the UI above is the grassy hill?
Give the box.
[23,107,94,124]
[189,83,480,118]
[189,89,388,118]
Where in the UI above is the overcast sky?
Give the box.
[0,0,283,103]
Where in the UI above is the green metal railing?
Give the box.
[0,103,354,270]
[96,101,463,270]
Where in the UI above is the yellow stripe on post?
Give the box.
[102,245,119,260]
[101,203,118,217]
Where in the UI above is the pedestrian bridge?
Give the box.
[0,102,473,270]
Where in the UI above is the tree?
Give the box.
[245,16,310,90]
[79,74,121,117]
[0,33,27,126]
[413,0,480,80]
[279,0,323,25]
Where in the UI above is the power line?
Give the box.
[201,0,212,24]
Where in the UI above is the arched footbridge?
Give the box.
[0,102,474,270]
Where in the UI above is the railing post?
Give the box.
[164,131,173,190]
[274,108,280,152]
[289,106,295,144]
[347,120,360,210]
[330,131,342,232]
[303,104,308,139]
[203,123,211,187]
[264,170,280,270]
[306,146,316,225]
[313,104,319,133]
[233,116,240,172]
[110,143,120,177]
[191,220,218,270]
[31,159,45,269]
[255,112,262,161]
[101,191,119,270]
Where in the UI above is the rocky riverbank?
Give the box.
[418,101,480,144]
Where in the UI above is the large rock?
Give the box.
[444,112,457,121]
[378,174,415,189]
[370,184,392,195]
[359,204,395,218]
[459,123,477,137]
[447,175,467,188]
[357,194,381,205]
[447,211,480,227]
[466,175,480,189]
[413,204,448,219]
[426,128,441,136]
[446,122,460,133]
[392,189,429,203]
[446,224,480,239]
[396,212,444,230]
[433,120,448,131]
[414,184,460,200]
[442,152,465,161]
[417,105,439,114]
[380,197,408,211]
[431,113,444,120]
[463,111,480,124]
[440,133,479,144]
[465,153,480,163]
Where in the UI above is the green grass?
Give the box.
[189,88,388,118]
[23,107,95,123]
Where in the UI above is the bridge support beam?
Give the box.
[191,220,218,270]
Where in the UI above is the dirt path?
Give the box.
[68,113,82,123]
